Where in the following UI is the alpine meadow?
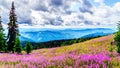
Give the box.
[0,0,120,68]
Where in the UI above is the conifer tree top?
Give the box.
[0,16,2,26]
[0,16,3,31]
[12,2,15,10]
[10,1,15,15]
[8,1,18,28]
[0,16,2,23]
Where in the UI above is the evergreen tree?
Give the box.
[25,42,33,54]
[114,21,120,53]
[0,16,7,52]
[14,36,22,54]
[7,2,19,53]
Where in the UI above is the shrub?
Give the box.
[61,42,66,46]
[25,42,33,54]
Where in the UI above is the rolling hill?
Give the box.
[0,35,120,68]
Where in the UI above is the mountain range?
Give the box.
[17,28,116,42]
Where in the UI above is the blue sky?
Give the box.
[89,0,120,7]
[104,0,120,6]
[72,0,120,11]
[0,0,120,28]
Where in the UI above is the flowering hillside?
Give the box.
[0,35,120,68]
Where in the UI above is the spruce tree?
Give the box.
[14,36,22,54]
[114,21,120,53]
[7,2,19,53]
[0,16,7,52]
[25,42,33,54]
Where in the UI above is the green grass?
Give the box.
[32,35,114,57]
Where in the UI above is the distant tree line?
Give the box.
[0,2,32,54]
[27,36,102,50]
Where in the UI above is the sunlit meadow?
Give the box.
[0,35,120,68]
[1,0,120,68]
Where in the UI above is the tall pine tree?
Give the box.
[0,16,7,52]
[7,2,19,53]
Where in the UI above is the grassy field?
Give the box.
[0,35,120,68]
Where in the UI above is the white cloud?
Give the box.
[94,0,104,4]
[0,0,120,28]
[113,2,120,12]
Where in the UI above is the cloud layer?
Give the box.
[0,0,120,28]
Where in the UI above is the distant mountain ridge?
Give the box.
[18,28,116,43]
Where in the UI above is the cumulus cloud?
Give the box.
[94,0,104,3]
[0,0,120,28]
[79,0,93,14]
[50,0,63,6]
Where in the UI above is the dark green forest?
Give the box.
[24,36,102,49]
